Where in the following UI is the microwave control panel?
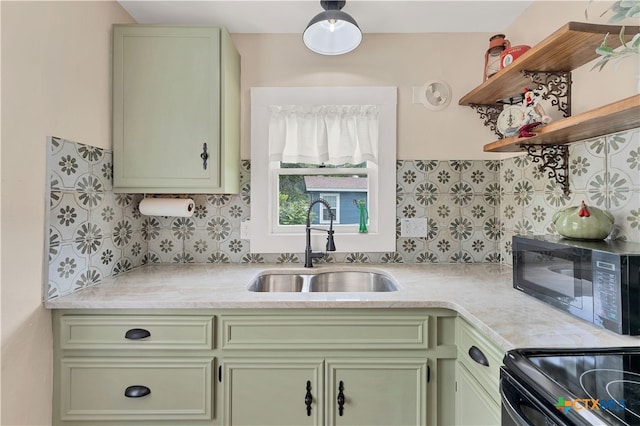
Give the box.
[592,251,622,333]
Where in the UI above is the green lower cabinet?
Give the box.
[454,317,504,426]
[222,357,428,426]
[326,358,428,426]
[52,311,218,426]
[52,309,458,425]
[60,357,213,422]
[222,358,324,426]
[455,361,501,425]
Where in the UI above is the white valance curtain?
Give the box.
[268,105,379,165]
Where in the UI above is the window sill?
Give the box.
[249,230,396,254]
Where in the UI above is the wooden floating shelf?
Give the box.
[459,22,640,106]
[483,95,640,152]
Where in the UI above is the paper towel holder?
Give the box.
[139,196,195,217]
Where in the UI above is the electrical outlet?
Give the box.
[400,218,427,238]
[240,220,250,240]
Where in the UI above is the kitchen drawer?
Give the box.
[220,313,429,350]
[455,317,504,404]
[59,315,214,350]
[60,357,213,421]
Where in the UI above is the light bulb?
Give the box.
[329,19,336,32]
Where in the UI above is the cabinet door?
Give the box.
[113,25,239,193]
[222,358,324,426]
[455,362,501,426]
[326,358,428,426]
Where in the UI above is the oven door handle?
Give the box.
[500,377,535,426]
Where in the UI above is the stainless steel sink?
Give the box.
[247,270,398,293]
[308,271,398,292]
[247,274,305,292]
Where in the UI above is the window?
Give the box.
[318,193,338,224]
[277,163,368,228]
[250,87,396,254]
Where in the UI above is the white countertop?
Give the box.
[44,263,640,351]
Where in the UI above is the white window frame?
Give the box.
[250,87,396,254]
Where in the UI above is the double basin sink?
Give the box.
[248,270,399,293]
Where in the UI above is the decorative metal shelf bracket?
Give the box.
[521,70,572,117]
[470,104,503,138]
[521,144,571,195]
[470,71,572,138]
[467,70,572,139]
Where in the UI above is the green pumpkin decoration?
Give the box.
[552,201,614,240]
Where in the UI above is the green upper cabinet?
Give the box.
[112,25,240,193]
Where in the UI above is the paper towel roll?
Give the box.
[139,198,195,217]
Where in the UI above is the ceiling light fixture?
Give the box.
[303,0,362,56]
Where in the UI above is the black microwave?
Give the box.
[512,235,640,335]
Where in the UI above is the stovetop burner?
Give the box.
[578,368,640,424]
[504,347,640,425]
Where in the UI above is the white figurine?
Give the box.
[517,87,551,137]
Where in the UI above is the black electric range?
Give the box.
[501,347,640,425]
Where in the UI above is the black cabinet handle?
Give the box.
[305,380,312,416]
[201,143,209,170]
[124,328,151,340]
[337,380,345,416]
[468,345,490,367]
[124,385,151,398]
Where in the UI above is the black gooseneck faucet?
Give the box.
[304,199,336,268]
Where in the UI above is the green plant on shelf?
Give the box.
[589,0,640,71]
[592,26,640,71]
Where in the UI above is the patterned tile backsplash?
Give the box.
[44,130,640,299]
[46,137,146,299]
[500,130,639,264]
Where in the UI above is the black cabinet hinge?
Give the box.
[218,365,222,383]
[427,365,430,383]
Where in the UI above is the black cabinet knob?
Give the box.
[201,143,209,170]
[337,380,345,416]
[124,328,151,340]
[124,385,151,398]
[305,380,313,416]
[469,345,490,367]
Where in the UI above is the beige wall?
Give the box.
[1,2,134,424]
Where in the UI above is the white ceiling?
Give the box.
[117,1,534,34]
